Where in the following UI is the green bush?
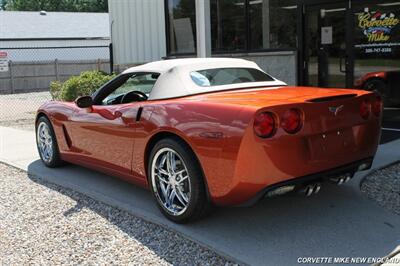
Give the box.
[50,71,116,101]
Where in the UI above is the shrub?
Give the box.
[50,71,116,101]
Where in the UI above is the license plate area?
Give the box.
[308,128,355,160]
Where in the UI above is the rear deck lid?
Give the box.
[187,86,366,108]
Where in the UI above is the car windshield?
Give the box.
[190,67,274,87]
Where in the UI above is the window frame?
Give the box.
[92,72,160,105]
[164,0,197,57]
[190,67,275,87]
[164,0,299,56]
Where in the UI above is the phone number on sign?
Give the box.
[365,47,392,53]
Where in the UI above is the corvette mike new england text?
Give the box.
[297,256,400,264]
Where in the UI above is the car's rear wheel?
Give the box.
[36,116,63,168]
[148,137,210,223]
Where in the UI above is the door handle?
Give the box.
[115,107,143,125]
[340,56,347,73]
[119,109,138,125]
[136,107,143,121]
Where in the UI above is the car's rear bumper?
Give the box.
[239,157,373,206]
[207,110,380,206]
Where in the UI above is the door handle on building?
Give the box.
[339,56,347,73]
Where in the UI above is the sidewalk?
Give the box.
[0,127,38,169]
[1,125,400,266]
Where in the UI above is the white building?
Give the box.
[0,11,110,61]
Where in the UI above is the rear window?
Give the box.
[190,67,274,87]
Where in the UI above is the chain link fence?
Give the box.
[0,45,111,130]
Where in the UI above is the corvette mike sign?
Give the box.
[355,8,400,55]
[359,10,399,42]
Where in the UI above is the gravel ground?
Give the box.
[0,163,236,265]
[361,162,400,216]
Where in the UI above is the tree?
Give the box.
[5,0,108,12]
[1,0,8,10]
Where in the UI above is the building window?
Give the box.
[166,0,196,54]
[210,0,297,53]
[211,0,246,52]
[165,0,297,55]
[249,0,298,50]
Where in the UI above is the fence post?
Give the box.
[9,60,14,94]
[109,43,114,74]
[97,58,101,71]
[54,59,59,81]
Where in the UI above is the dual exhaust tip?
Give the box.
[302,183,322,197]
[266,182,323,198]
[265,173,354,198]
[329,174,353,186]
[300,173,353,197]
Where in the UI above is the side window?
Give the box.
[190,68,274,87]
[102,73,159,105]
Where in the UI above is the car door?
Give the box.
[67,73,158,176]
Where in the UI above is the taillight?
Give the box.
[254,112,276,138]
[360,100,371,120]
[372,96,383,117]
[281,108,303,134]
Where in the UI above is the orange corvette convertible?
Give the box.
[36,58,382,223]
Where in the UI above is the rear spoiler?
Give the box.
[307,94,357,103]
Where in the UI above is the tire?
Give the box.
[363,78,392,106]
[36,116,64,168]
[148,137,210,223]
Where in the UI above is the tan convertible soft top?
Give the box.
[122,58,287,100]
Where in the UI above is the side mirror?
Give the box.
[75,95,93,108]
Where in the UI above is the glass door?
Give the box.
[304,2,352,88]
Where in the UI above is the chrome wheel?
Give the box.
[151,148,191,216]
[37,121,54,163]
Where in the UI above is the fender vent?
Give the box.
[307,94,357,103]
[62,125,72,149]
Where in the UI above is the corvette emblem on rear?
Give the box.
[329,105,344,116]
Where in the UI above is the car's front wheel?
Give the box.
[36,116,64,168]
[148,137,210,223]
